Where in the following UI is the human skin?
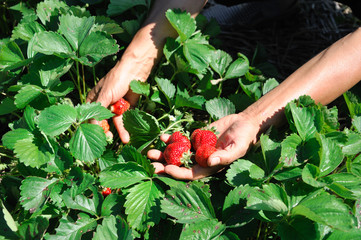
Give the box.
[88,1,361,180]
[148,27,361,180]
[86,0,207,143]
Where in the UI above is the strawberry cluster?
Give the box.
[163,129,218,168]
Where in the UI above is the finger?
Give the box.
[124,90,141,107]
[164,164,224,180]
[151,162,165,174]
[113,115,130,144]
[147,149,164,161]
[160,134,171,144]
[86,80,102,103]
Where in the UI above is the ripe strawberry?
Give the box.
[99,119,110,133]
[195,144,217,167]
[110,98,130,115]
[168,131,191,150]
[163,142,192,167]
[102,187,111,197]
[191,129,217,151]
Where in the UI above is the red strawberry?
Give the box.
[191,129,217,151]
[195,144,217,167]
[110,98,130,115]
[163,142,192,167]
[99,119,110,133]
[102,187,111,197]
[168,131,191,150]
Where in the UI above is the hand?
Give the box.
[86,60,144,143]
[147,112,261,180]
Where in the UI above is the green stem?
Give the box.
[82,64,86,102]
[76,61,83,103]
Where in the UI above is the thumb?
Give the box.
[208,147,242,167]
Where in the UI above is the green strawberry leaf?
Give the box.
[44,213,97,240]
[101,194,125,217]
[38,104,78,136]
[226,159,264,187]
[122,109,160,151]
[210,50,232,78]
[301,164,327,188]
[67,169,95,196]
[75,102,114,122]
[77,31,119,67]
[119,145,155,176]
[62,188,99,216]
[14,85,45,109]
[2,128,33,150]
[326,228,361,240]
[183,39,212,73]
[0,199,18,238]
[224,55,249,80]
[280,134,303,167]
[17,216,49,240]
[165,9,197,42]
[107,0,147,16]
[11,18,46,41]
[29,55,73,88]
[93,215,132,240]
[19,176,58,212]
[260,134,281,174]
[47,81,74,97]
[98,149,119,171]
[69,123,107,163]
[30,31,73,57]
[14,135,55,168]
[93,16,124,35]
[45,146,73,174]
[323,173,361,199]
[180,219,226,240]
[155,77,176,101]
[130,80,150,96]
[59,14,95,51]
[341,130,361,155]
[262,78,279,95]
[291,191,357,231]
[317,134,343,177]
[205,98,235,120]
[161,182,216,224]
[124,180,164,231]
[175,94,206,110]
[36,0,68,25]
[287,101,318,141]
[0,40,24,69]
[222,185,256,227]
[278,216,318,240]
[99,162,149,189]
[0,97,17,116]
[246,183,289,213]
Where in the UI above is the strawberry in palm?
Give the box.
[195,144,217,167]
[191,129,217,151]
[163,142,192,167]
[168,131,191,150]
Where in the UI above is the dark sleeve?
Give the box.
[214,0,264,7]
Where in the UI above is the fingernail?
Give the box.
[209,157,220,166]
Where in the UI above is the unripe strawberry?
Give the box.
[99,119,110,133]
[163,142,192,167]
[195,144,217,167]
[102,187,111,197]
[191,129,217,151]
[110,98,130,115]
[168,131,191,150]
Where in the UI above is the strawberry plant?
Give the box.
[1,1,361,239]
